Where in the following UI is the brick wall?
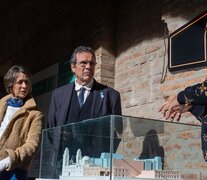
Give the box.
[114,1,207,179]
[115,0,207,124]
[160,0,207,124]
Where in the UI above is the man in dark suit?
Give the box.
[159,80,207,162]
[47,46,122,165]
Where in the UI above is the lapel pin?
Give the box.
[100,91,104,98]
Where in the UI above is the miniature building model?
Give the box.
[60,148,182,180]
[61,148,144,178]
[137,170,181,179]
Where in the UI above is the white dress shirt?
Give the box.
[75,79,94,104]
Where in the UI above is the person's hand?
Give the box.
[159,95,181,120]
[0,157,10,173]
[159,95,191,121]
[168,104,191,121]
[168,109,181,121]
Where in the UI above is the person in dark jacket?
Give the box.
[48,46,122,127]
[160,80,207,161]
[47,46,122,177]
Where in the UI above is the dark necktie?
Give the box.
[78,87,86,108]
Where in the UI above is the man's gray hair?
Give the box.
[70,46,96,64]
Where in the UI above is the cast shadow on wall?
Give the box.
[130,118,164,168]
[139,129,164,169]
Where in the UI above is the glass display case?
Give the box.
[37,115,207,180]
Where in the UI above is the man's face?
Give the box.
[71,52,96,85]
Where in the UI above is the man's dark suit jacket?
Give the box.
[47,79,122,163]
[48,79,121,127]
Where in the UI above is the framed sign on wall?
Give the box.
[168,11,207,72]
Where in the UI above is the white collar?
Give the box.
[75,79,94,91]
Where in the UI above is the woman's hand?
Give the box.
[159,95,191,121]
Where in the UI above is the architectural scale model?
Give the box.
[59,148,183,180]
